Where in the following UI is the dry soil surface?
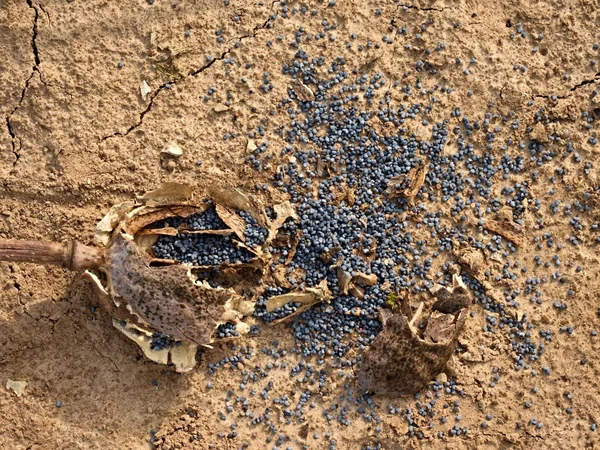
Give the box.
[1,0,600,449]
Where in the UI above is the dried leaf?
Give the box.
[6,380,27,397]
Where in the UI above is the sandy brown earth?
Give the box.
[2,0,600,449]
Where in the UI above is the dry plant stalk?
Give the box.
[0,239,105,271]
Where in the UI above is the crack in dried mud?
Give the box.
[5,0,43,170]
[532,72,600,102]
[569,72,600,91]
[27,0,41,67]
[396,3,449,14]
[92,345,122,372]
[99,1,280,144]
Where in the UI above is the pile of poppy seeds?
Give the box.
[148,4,600,449]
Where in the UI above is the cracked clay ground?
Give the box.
[2,0,600,449]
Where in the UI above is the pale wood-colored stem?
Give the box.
[0,239,105,271]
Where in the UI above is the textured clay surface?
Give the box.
[2,1,600,449]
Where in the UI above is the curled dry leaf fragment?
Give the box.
[334,266,377,297]
[336,267,352,295]
[208,185,267,227]
[353,272,378,287]
[94,201,136,246]
[114,319,170,365]
[140,80,151,101]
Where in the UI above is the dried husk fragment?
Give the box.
[482,219,524,247]
[6,380,27,397]
[214,204,249,242]
[94,201,136,246]
[266,201,298,244]
[385,161,427,199]
[358,307,467,396]
[291,80,315,102]
[266,278,331,312]
[358,278,470,396]
[207,185,268,227]
[430,274,471,314]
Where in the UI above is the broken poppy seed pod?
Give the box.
[1,183,309,373]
